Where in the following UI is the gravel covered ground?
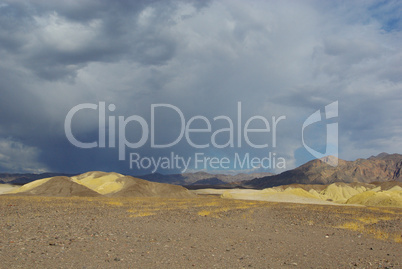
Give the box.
[0,196,401,268]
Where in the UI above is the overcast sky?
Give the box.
[0,0,401,175]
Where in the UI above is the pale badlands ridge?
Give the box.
[0,184,20,195]
[1,171,401,207]
[195,183,402,207]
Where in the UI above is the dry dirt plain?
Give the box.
[0,195,401,268]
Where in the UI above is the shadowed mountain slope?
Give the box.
[0,173,75,185]
[138,171,274,185]
[8,176,100,197]
[245,153,402,189]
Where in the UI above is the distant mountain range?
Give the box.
[1,153,401,189]
[138,171,274,186]
[0,171,273,187]
[244,153,402,189]
[0,173,75,185]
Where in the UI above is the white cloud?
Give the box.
[33,12,102,53]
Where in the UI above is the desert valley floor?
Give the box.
[0,195,401,268]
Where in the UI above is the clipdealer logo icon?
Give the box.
[302,101,338,166]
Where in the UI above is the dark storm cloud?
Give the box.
[0,0,401,173]
[0,0,207,80]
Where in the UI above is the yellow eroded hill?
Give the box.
[346,190,402,207]
[319,183,372,203]
[217,182,402,207]
[8,177,53,194]
[4,172,195,198]
[71,172,125,195]
[7,177,100,197]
